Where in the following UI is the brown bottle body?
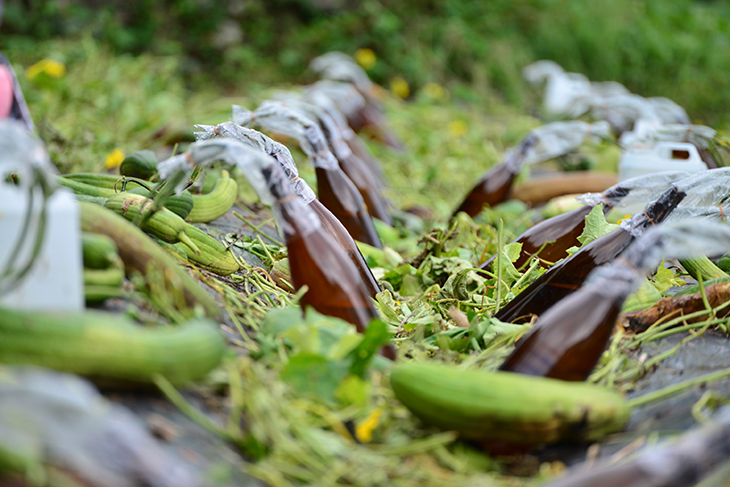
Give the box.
[285,223,396,360]
[480,204,595,272]
[309,198,381,298]
[499,283,627,381]
[287,226,377,331]
[345,136,387,186]
[348,104,405,151]
[495,187,685,324]
[338,152,393,225]
[315,166,383,249]
[453,162,518,218]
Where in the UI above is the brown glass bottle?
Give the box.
[351,103,405,151]
[452,135,536,219]
[494,186,686,324]
[315,165,383,249]
[345,136,387,187]
[265,165,396,360]
[309,198,381,298]
[480,205,595,272]
[452,161,518,218]
[338,151,393,225]
[499,266,634,381]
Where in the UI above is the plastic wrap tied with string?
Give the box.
[305,80,368,120]
[631,124,717,148]
[156,138,275,206]
[156,137,322,240]
[304,87,388,184]
[667,167,730,213]
[195,121,317,204]
[589,95,665,134]
[0,367,200,487]
[588,219,730,294]
[304,88,360,143]
[309,51,378,104]
[523,60,690,129]
[618,168,730,237]
[458,119,607,192]
[522,60,595,118]
[263,159,322,238]
[270,93,358,167]
[267,93,389,215]
[233,100,383,248]
[0,121,58,296]
[645,97,692,124]
[233,102,340,171]
[618,218,730,275]
[577,170,690,211]
[522,120,611,166]
[523,61,631,98]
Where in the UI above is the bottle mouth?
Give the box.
[650,186,687,221]
[603,185,631,202]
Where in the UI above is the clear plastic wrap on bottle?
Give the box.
[233,101,382,247]
[523,120,611,165]
[577,170,690,211]
[191,122,383,297]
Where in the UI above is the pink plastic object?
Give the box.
[0,65,13,118]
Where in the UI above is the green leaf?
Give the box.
[348,319,392,378]
[577,203,618,246]
[374,290,402,325]
[440,267,486,301]
[621,278,663,313]
[383,263,417,289]
[400,274,423,296]
[280,353,350,403]
[356,241,403,269]
[567,203,618,256]
[261,306,303,336]
[334,374,371,407]
[653,261,686,293]
[494,241,522,288]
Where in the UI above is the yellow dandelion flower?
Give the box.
[617,214,632,224]
[354,48,377,70]
[26,58,66,80]
[422,82,450,102]
[448,120,468,138]
[390,76,410,100]
[105,148,125,170]
[355,408,383,443]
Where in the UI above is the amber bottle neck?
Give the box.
[622,186,686,236]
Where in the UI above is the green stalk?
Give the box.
[679,256,727,281]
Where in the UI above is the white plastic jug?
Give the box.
[0,123,83,311]
[618,141,707,182]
